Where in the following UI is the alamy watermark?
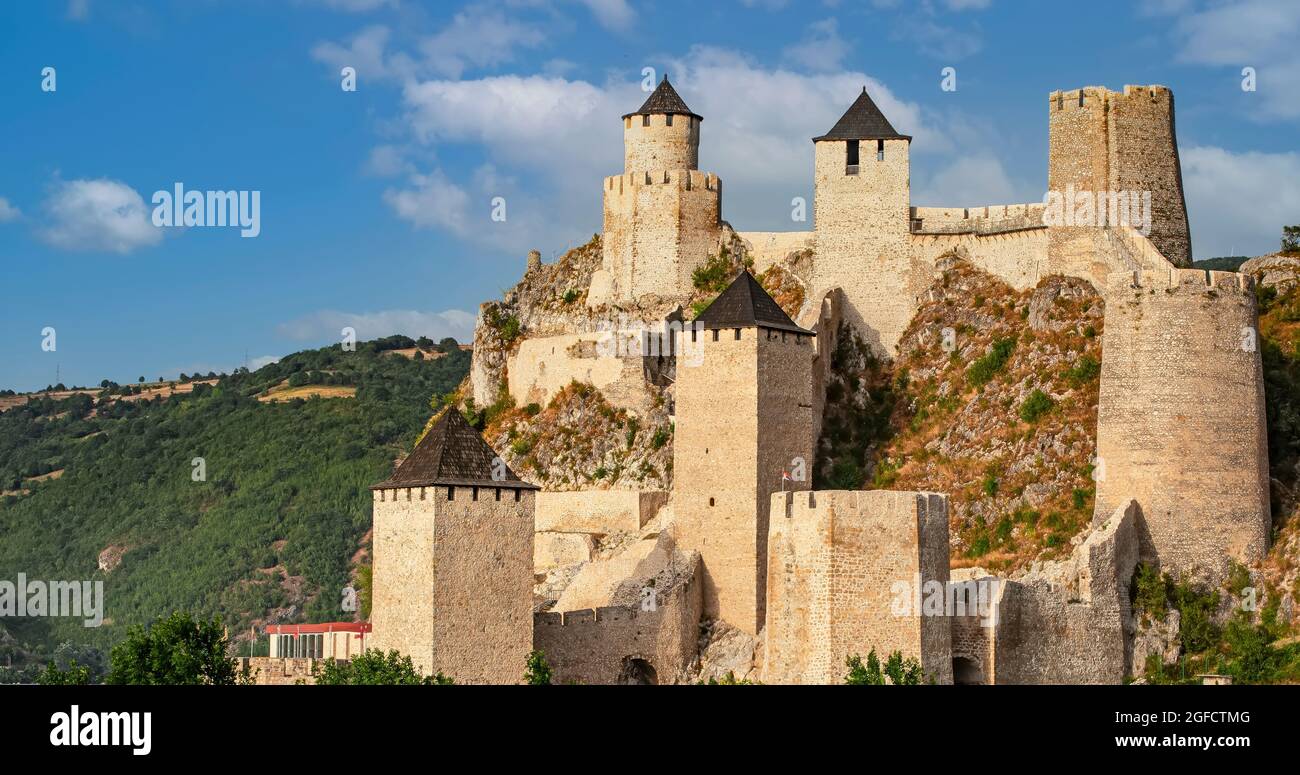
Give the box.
[151,182,261,237]
[0,573,103,627]
[1042,185,1151,235]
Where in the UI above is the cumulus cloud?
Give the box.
[311,8,547,83]
[37,178,162,254]
[1164,0,1300,120]
[0,197,20,222]
[278,308,477,343]
[576,0,636,31]
[1181,145,1300,258]
[783,19,850,72]
[913,155,1036,208]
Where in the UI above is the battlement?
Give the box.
[533,601,668,628]
[604,169,719,194]
[1048,84,1173,111]
[910,203,1046,236]
[1106,267,1256,295]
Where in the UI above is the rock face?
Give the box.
[1240,254,1300,292]
[1131,610,1182,673]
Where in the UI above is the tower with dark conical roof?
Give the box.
[810,86,915,355]
[672,271,817,635]
[589,74,723,306]
[368,407,538,683]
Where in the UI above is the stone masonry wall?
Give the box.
[811,138,915,355]
[535,489,668,534]
[601,170,722,303]
[1095,269,1270,584]
[991,502,1140,684]
[369,485,534,684]
[763,490,952,685]
[533,553,703,684]
[672,325,816,635]
[623,112,699,173]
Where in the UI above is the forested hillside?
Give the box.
[0,336,468,672]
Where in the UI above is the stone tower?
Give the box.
[1094,268,1269,585]
[672,271,817,635]
[589,76,722,306]
[369,408,538,683]
[1047,85,1192,273]
[810,87,915,355]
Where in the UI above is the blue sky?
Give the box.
[1,0,1297,392]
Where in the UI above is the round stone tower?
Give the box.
[621,75,701,172]
[590,76,722,306]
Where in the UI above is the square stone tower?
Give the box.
[590,76,722,306]
[369,408,538,684]
[764,490,953,685]
[672,271,817,635]
[810,88,915,355]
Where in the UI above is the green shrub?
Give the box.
[1018,389,1054,422]
[1063,354,1100,387]
[967,336,1016,388]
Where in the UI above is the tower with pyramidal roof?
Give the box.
[589,75,723,306]
[810,86,915,354]
[368,408,538,683]
[672,271,817,635]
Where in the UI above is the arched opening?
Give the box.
[953,656,983,685]
[617,657,658,685]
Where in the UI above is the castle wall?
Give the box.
[735,230,815,273]
[763,490,952,685]
[506,332,658,414]
[909,229,1049,291]
[534,531,594,570]
[532,555,702,684]
[601,170,722,302]
[1094,269,1270,584]
[811,138,917,355]
[623,112,699,173]
[369,485,534,683]
[672,325,816,634]
[535,489,667,534]
[991,502,1139,684]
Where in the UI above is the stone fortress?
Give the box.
[363,76,1271,683]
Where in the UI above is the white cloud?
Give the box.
[66,0,90,21]
[37,178,162,254]
[576,0,636,31]
[311,9,547,84]
[0,197,20,222]
[1165,0,1300,120]
[379,44,951,241]
[248,355,282,370]
[892,17,983,60]
[913,155,1035,207]
[278,309,476,343]
[1181,145,1300,258]
[783,19,850,72]
[308,0,398,11]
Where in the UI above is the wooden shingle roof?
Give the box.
[813,87,910,142]
[623,75,703,121]
[693,271,813,336]
[370,408,537,491]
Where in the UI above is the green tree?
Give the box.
[524,649,552,685]
[107,612,246,685]
[846,649,923,684]
[37,660,92,685]
[1281,225,1300,255]
[314,649,452,685]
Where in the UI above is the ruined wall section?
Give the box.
[532,554,702,684]
[763,490,952,685]
[992,502,1139,684]
[1095,269,1270,584]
